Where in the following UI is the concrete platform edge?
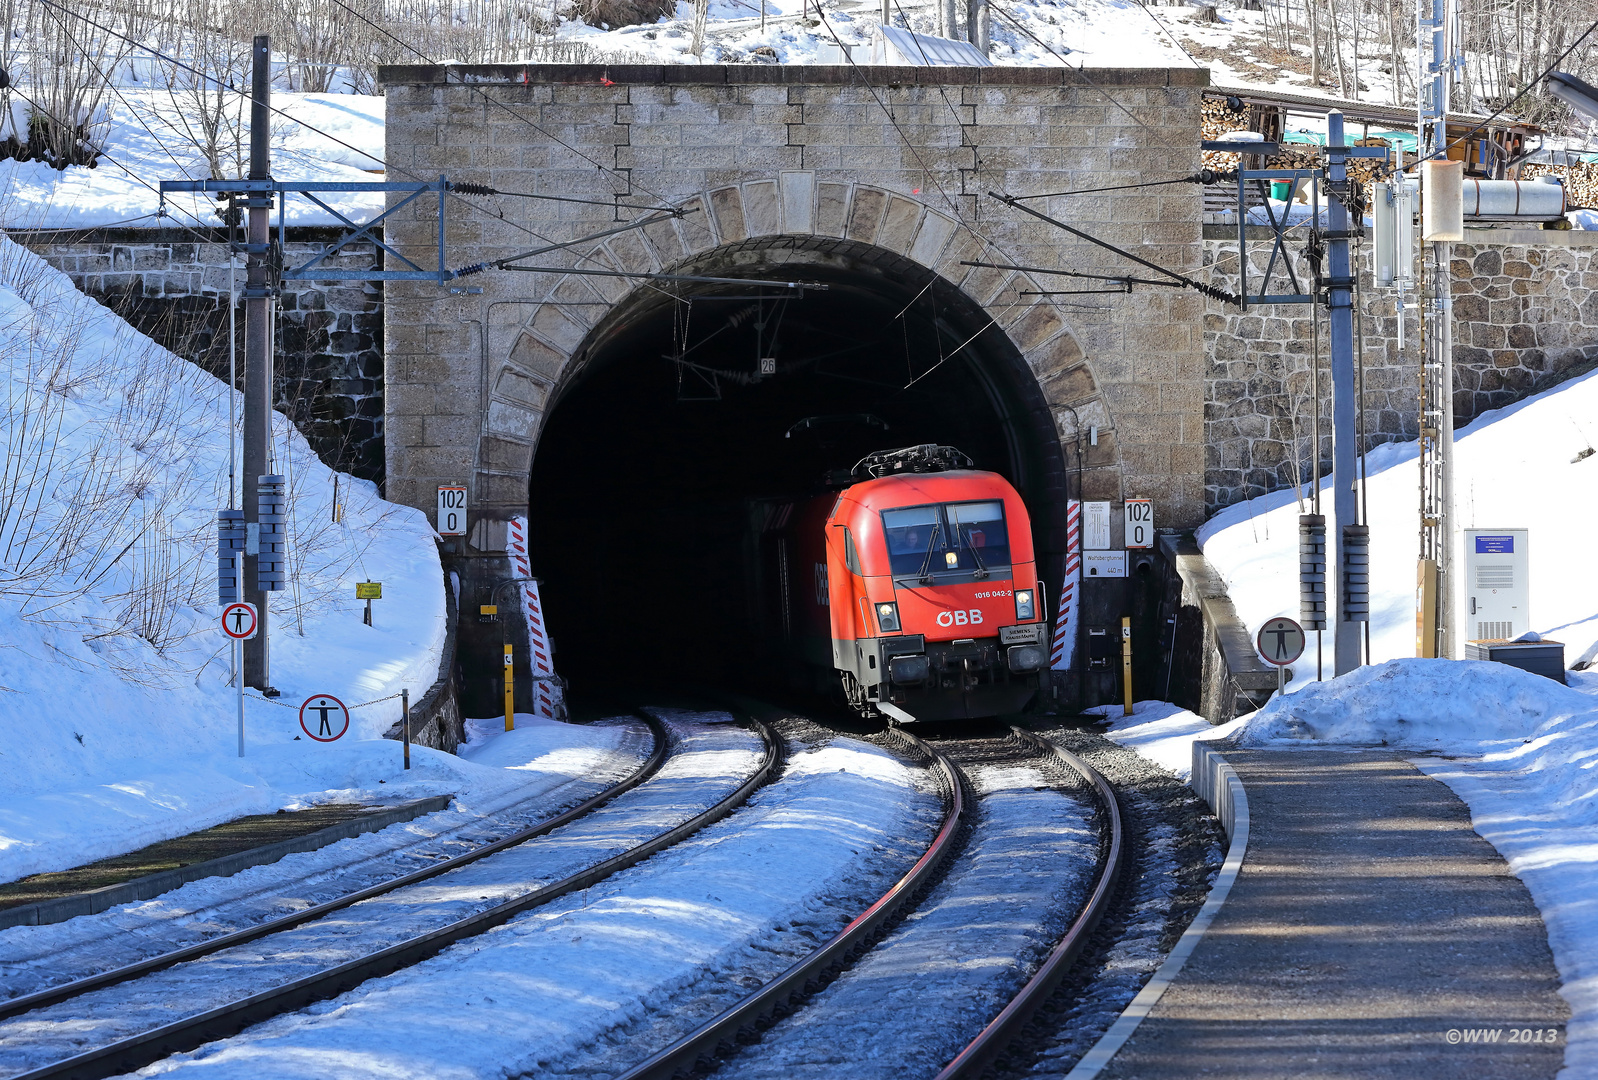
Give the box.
[1064,745,1250,1079]
[0,793,454,931]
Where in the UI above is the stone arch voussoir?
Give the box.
[476,175,1120,527]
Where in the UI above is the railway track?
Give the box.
[0,712,779,1080]
[615,720,1123,1080]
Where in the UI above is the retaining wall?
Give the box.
[9,227,387,483]
[1202,225,1598,511]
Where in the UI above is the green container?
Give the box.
[1270,180,1292,201]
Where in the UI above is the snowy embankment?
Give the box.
[1199,365,1598,684]
[1,92,385,230]
[0,233,458,885]
[1131,367,1598,1075]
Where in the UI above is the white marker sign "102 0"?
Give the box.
[437,486,467,537]
[1124,499,1154,549]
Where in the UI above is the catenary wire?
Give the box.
[1407,13,1598,172]
[31,0,653,266]
[326,0,678,208]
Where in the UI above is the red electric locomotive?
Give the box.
[765,445,1049,722]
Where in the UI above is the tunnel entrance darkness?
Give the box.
[526,237,1071,705]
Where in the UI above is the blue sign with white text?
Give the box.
[1475,535,1515,553]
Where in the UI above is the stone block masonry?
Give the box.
[1202,225,1598,512]
[378,63,1212,535]
[11,227,387,482]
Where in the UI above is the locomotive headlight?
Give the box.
[1014,589,1036,621]
[875,602,901,632]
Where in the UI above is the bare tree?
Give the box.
[159,0,252,179]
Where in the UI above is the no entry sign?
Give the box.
[299,694,350,742]
[221,602,258,640]
[1257,617,1306,666]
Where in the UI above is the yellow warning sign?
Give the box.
[356,582,382,600]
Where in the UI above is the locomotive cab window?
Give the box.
[843,528,863,575]
[882,502,1011,579]
[882,505,943,576]
[947,501,1011,572]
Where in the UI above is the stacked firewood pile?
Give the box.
[1201,98,1396,198]
[1519,162,1598,209]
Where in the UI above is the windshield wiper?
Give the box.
[960,525,990,579]
[915,523,942,585]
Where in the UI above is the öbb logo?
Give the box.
[936,609,984,628]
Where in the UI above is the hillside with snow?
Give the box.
[0,0,1474,230]
[0,235,451,883]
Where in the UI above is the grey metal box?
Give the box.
[1464,639,1565,684]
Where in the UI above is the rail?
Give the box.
[614,723,967,1080]
[10,712,781,1080]
[933,726,1125,1078]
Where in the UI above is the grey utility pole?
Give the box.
[242,34,274,691]
[1325,111,1365,676]
[1419,0,1457,659]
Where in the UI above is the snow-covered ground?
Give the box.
[0,716,651,1003]
[1,91,386,230]
[1089,699,1243,781]
[0,712,768,1077]
[0,232,453,884]
[118,717,940,1080]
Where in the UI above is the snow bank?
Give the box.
[1090,699,1245,780]
[1199,365,1598,689]
[0,233,453,883]
[1235,658,1596,749]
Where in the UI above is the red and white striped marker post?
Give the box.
[507,517,560,720]
[1050,499,1082,673]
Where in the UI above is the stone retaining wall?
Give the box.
[1202,226,1598,511]
[10,227,387,483]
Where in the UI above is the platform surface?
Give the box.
[1103,750,1569,1080]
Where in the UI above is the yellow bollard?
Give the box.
[1121,616,1134,717]
[503,644,515,731]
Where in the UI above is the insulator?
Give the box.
[256,476,287,593]
[1299,513,1326,630]
[218,509,244,603]
[449,181,497,196]
[1342,524,1370,623]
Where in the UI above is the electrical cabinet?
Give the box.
[1464,529,1529,641]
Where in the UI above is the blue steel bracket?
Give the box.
[157,177,454,284]
[1235,168,1317,309]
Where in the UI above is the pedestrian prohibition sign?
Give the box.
[299,694,350,742]
[221,602,258,640]
[1256,616,1306,667]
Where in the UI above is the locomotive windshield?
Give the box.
[882,501,1011,578]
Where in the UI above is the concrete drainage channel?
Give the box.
[0,713,786,1080]
[0,796,453,931]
